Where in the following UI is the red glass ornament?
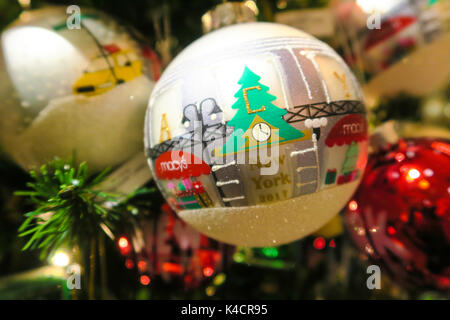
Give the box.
[345,138,450,290]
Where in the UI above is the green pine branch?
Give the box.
[16,158,121,260]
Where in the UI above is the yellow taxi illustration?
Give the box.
[73,44,142,96]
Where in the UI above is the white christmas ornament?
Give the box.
[0,6,159,172]
[145,22,368,247]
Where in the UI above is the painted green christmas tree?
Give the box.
[341,142,359,174]
[221,66,304,154]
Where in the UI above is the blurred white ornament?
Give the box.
[332,0,450,100]
[0,6,159,172]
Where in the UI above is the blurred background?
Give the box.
[0,0,449,300]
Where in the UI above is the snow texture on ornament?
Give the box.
[145,22,368,247]
[0,6,160,172]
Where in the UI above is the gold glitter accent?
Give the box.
[243,86,266,114]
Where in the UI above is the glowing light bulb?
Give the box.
[125,259,134,269]
[118,236,131,255]
[140,275,151,286]
[213,273,226,286]
[118,237,129,248]
[137,260,147,272]
[206,286,215,297]
[233,252,245,263]
[261,247,279,258]
[313,237,326,250]
[387,226,396,235]
[348,200,358,211]
[52,251,70,267]
[203,266,214,277]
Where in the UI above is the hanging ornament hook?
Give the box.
[152,3,175,68]
[202,1,258,34]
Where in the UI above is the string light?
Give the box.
[313,237,326,250]
[140,275,151,286]
[163,262,182,274]
[348,200,358,211]
[118,236,129,248]
[213,273,226,286]
[261,247,279,258]
[138,260,147,272]
[118,236,131,255]
[203,266,214,277]
[387,226,396,235]
[125,259,134,269]
[51,251,70,267]
[205,286,215,297]
[233,252,245,263]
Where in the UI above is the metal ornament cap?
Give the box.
[202,1,257,34]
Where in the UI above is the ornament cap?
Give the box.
[202,2,257,34]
